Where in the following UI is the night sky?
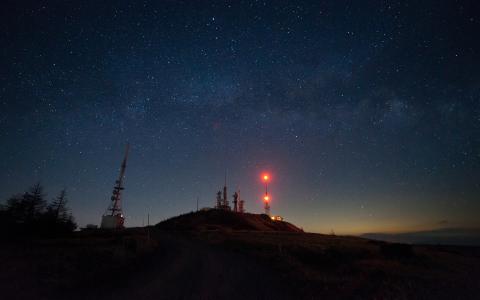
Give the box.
[1,1,479,234]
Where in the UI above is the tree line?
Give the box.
[0,183,77,236]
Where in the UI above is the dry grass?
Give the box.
[156,210,303,232]
[187,230,480,299]
[0,229,156,299]
[2,211,480,299]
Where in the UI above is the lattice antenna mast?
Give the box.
[238,190,245,213]
[233,190,239,212]
[264,200,270,216]
[223,169,228,208]
[108,144,129,216]
[263,174,270,216]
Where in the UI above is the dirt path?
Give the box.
[78,233,296,300]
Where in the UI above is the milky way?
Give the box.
[1,1,479,233]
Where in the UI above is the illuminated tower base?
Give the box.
[264,201,270,216]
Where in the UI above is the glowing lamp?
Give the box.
[262,174,269,181]
[264,195,269,202]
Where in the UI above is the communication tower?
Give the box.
[101,144,129,229]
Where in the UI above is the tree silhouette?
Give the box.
[47,189,67,221]
[24,183,46,222]
[5,183,46,224]
[45,189,77,232]
[1,184,77,235]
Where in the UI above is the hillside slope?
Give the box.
[2,226,480,299]
[156,209,303,232]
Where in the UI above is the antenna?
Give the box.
[147,213,150,241]
[262,173,270,216]
[233,190,238,212]
[101,143,129,229]
[223,169,228,208]
[264,201,270,216]
[238,189,245,213]
[109,143,129,216]
[215,169,231,211]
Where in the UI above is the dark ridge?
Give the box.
[156,209,303,232]
[361,228,480,246]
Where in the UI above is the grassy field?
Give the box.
[1,212,480,299]
[188,230,480,299]
[0,229,157,299]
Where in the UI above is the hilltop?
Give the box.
[155,209,303,232]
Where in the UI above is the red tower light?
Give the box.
[261,172,271,215]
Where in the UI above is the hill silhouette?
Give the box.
[156,209,303,232]
[362,227,480,246]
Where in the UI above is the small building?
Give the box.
[271,215,283,221]
[81,224,99,231]
[101,214,125,229]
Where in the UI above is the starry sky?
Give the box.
[1,1,479,234]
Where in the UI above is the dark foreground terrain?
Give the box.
[1,211,480,299]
